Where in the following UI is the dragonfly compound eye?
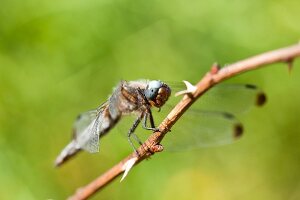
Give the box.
[155,85,171,107]
[145,87,159,101]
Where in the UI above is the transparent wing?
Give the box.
[162,110,243,151]
[197,84,266,114]
[154,83,266,151]
[73,102,108,153]
[168,83,266,114]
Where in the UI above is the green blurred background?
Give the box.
[1,0,300,199]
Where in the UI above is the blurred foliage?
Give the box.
[0,0,300,199]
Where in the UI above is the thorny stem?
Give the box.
[68,43,300,200]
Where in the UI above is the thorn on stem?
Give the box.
[285,58,294,73]
[210,62,221,74]
[120,157,138,182]
[175,80,197,96]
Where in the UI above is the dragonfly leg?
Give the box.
[136,87,159,132]
[128,116,143,153]
[142,110,159,132]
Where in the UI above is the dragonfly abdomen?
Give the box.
[98,106,121,138]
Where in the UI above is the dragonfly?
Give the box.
[55,80,171,166]
[55,79,266,166]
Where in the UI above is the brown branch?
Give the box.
[68,43,300,200]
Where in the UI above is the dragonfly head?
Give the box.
[145,80,171,108]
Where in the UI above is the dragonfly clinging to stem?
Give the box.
[55,80,171,166]
[55,79,266,166]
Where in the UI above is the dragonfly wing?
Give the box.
[73,102,108,153]
[162,109,243,151]
[154,83,266,151]
[168,82,266,114]
[198,84,266,114]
